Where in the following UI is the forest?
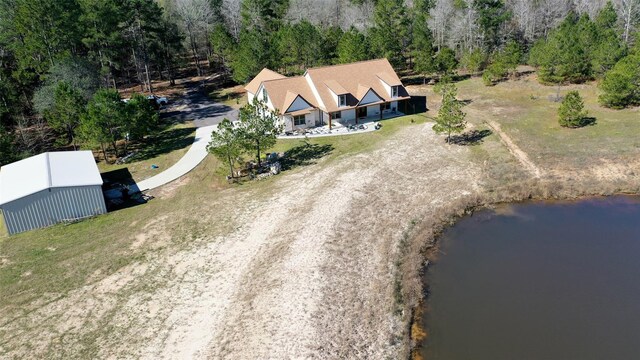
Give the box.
[0,0,639,166]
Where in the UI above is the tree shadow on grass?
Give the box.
[447,129,493,146]
[580,117,597,127]
[128,127,195,162]
[280,143,334,171]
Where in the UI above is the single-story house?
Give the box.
[0,151,107,235]
[245,58,413,132]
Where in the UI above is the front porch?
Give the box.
[278,110,403,139]
[332,109,405,128]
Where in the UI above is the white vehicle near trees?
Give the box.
[147,94,169,106]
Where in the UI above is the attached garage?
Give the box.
[0,151,107,235]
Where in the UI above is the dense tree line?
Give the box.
[0,0,639,165]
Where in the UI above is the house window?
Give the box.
[331,111,341,119]
[293,115,306,126]
[391,86,399,98]
[262,88,268,102]
[338,94,346,107]
[382,103,390,111]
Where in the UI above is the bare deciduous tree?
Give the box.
[176,0,215,76]
[615,0,640,43]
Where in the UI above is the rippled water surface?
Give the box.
[422,196,640,360]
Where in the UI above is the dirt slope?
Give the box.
[0,122,485,359]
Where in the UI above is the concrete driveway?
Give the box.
[136,85,238,192]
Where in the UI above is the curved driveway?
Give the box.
[136,86,238,192]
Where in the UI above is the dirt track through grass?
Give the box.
[486,120,544,178]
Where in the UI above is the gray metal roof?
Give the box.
[0,151,103,205]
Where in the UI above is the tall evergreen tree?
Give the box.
[591,2,627,75]
[369,0,408,68]
[237,97,282,167]
[336,27,369,64]
[230,30,269,83]
[473,0,511,52]
[207,118,245,178]
[412,7,436,83]
[529,13,593,84]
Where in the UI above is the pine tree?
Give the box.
[125,93,159,142]
[230,30,269,83]
[599,53,640,109]
[558,91,589,128]
[336,27,369,64]
[473,0,511,52]
[412,10,436,83]
[433,82,466,143]
[591,2,627,75]
[531,14,593,84]
[369,0,408,68]
[434,47,458,76]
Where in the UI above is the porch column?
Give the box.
[380,104,383,120]
[355,108,358,125]
[329,112,332,130]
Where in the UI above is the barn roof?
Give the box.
[0,151,103,205]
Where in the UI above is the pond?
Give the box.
[421,196,640,360]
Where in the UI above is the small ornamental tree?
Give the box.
[433,82,467,143]
[238,97,283,167]
[207,118,244,178]
[558,91,589,128]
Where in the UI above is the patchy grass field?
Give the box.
[2,73,640,359]
[409,71,640,182]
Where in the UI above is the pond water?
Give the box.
[421,196,640,360]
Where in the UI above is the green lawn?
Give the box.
[97,122,195,182]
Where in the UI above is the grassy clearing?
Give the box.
[209,84,247,109]
[0,114,428,322]
[96,122,195,182]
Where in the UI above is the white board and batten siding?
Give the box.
[359,89,382,106]
[286,96,313,113]
[0,151,107,235]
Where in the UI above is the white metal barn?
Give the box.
[0,151,107,235]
